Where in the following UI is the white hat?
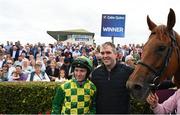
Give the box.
[125,55,135,62]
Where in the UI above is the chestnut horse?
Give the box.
[126,8,180,100]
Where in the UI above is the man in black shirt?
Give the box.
[91,42,134,114]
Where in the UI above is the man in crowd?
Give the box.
[9,65,28,81]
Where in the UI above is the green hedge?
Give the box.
[0,82,60,114]
[0,82,152,114]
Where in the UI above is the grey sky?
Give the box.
[0,0,180,45]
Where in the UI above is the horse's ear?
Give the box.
[167,8,176,31]
[147,15,157,31]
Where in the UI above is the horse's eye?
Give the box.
[157,46,166,52]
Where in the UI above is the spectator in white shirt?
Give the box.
[26,63,50,81]
[7,59,16,81]
[72,47,81,58]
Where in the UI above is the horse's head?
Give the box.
[126,8,180,100]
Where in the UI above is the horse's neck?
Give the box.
[174,33,180,68]
[176,33,180,48]
[172,33,180,87]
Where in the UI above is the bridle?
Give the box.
[137,30,180,89]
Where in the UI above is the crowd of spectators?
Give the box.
[0,40,143,82]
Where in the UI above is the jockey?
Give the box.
[51,56,96,114]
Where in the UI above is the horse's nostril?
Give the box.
[133,84,142,90]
